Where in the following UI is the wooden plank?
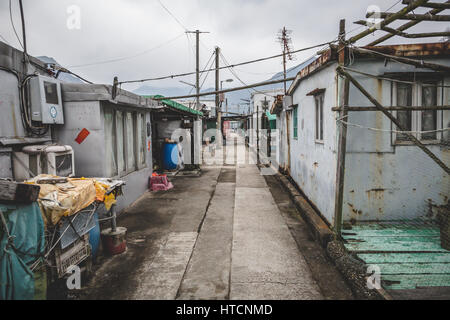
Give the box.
[342,228,440,238]
[344,236,447,253]
[382,274,450,290]
[346,222,438,230]
[358,253,450,264]
[0,180,40,203]
[377,263,450,275]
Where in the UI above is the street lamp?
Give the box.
[220,79,233,116]
[220,78,234,89]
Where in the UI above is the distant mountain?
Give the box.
[36,56,84,83]
[133,55,318,114]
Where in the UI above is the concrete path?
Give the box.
[230,165,322,300]
[77,143,330,300]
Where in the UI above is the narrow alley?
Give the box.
[73,140,352,300]
[2,1,449,305]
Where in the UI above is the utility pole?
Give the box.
[278,27,294,94]
[334,19,349,237]
[215,47,221,134]
[186,30,209,110]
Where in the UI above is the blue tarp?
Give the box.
[0,202,45,300]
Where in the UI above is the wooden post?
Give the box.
[334,19,349,237]
[337,67,450,176]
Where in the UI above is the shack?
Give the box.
[55,84,155,212]
[143,95,203,172]
[277,41,450,294]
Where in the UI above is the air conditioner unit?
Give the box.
[13,145,75,181]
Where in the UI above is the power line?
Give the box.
[119,40,336,85]
[9,0,23,49]
[153,75,297,101]
[68,33,185,68]
[157,0,188,31]
[0,33,10,45]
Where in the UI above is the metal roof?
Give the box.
[144,95,203,117]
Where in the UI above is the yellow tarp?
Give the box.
[27,175,97,226]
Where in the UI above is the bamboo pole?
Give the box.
[347,0,429,45]
[368,12,450,21]
[367,1,449,46]
[332,105,450,111]
[354,21,450,38]
[351,47,450,73]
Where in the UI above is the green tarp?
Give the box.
[0,202,45,300]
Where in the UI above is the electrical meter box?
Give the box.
[30,75,64,124]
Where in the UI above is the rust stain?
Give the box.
[363,42,450,58]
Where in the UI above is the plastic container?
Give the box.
[101,227,127,255]
[88,212,100,261]
[163,143,178,170]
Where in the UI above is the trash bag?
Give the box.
[0,203,45,300]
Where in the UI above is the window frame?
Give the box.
[293,105,298,140]
[392,80,443,145]
[314,93,324,143]
[104,106,148,179]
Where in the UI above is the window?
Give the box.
[293,106,298,140]
[396,83,413,142]
[125,112,136,172]
[104,109,117,177]
[104,108,148,178]
[394,81,442,143]
[116,111,126,174]
[136,113,146,166]
[315,94,324,142]
[421,83,438,140]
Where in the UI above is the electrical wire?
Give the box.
[119,40,337,85]
[157,0,188,32]
[188,50,215,95]
[9,0,23,49]
[342,66,450,88]
[220,51,281,99]
[68,33,185,68]
[0,33,10,45]
[337,118,450,134]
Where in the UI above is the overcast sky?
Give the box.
[0,0,446,92]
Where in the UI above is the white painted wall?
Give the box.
[343,59,450,222]
[284,57,449,225]
[289,63,338,224]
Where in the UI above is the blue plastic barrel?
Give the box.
[163,143,178,170]
[89,212,100,261]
